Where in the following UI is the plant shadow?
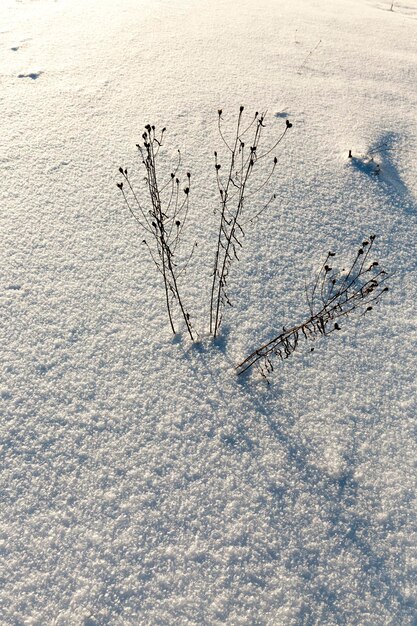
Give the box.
[238,382,415,624]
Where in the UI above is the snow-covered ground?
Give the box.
[1,0,416,624]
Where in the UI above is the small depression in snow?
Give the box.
[18,70,43,79]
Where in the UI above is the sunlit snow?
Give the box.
[1,0,416,624]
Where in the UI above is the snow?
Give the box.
[1,0,416,624]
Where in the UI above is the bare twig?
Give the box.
[210,107,292,337]
[117,125,195,340]
[297,39,322,74]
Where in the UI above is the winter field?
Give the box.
[1,0,417,624]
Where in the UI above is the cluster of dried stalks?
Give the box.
[236,236,388,379]
[117,109,389,380]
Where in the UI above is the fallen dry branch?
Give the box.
[236,235,389,379]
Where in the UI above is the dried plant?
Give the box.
[210,107,292,337]
[117,125,195,340]
[116,116,388,379]
[236,236,389,379]
[296,38,322,75]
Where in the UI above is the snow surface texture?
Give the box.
[1,0,417,624]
